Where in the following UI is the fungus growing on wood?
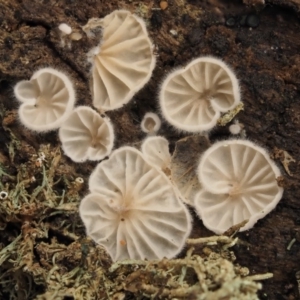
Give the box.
[141,136,171,174]
[195,139,284,234]
[141,112,161,135]
[159,57,240,132]
[58,23,72,35]
[59,106,114,162]
[14,67,75,132]
[79,146,192,261]
[229,120,244,135]
[84,10,156,112]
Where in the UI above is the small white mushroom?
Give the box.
[14,68,75,132]
[58,23,72,35]
[195,139,284,234]
[59,106,114,162]
[140,112,161,135]
[79,146,192,261]
[229,123,242,135]
[0,191,8,200]
[74,177,84,191]
[159,56,240,132]
[84,10,156,112]
[229,120,244,135]
[141,136,171,173]
[75,177,84,184]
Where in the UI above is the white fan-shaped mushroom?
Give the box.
[79,146,191,261]
[14,68,75,132]
[141,136,171,173]
[85,10,156,111]
[141,112,161,135]
[59,106,114,162]
[195,139,284,234]
[159,57,240,132]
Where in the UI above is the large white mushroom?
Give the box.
[14,67,75,132]
[79,146,192,261]
[84,10,156,112]
[159,57,240,132]
[195,139,284,234]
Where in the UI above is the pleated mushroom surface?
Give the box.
[86,10,156,112]
[14,68,75,132]
[79,146,192,261]
[141,136,171,173]
[59,106,114,162]
[195,139,284,234]
[159,57,240,132]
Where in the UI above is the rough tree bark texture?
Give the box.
[0,0,299,299]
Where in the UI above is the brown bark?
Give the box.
[0,0,299,298]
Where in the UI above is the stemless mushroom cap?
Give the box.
[14,68,75,132]
[80,147,191,261]
[141,136,171,172]
[159,57,240,132]
[59,106,114,162]
[195,139,284,234]
[87,10,156,111]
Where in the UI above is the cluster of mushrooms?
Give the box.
[13,10,283,262]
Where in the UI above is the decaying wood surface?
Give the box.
[0,0,300,299]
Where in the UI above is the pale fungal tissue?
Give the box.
[229,120,244,135]
[195,139,284,234]
[58,23,82,48]
[59,106,114,162]
[159,56,240,132]
[141,112,161,135]
[84,10,156,112]
[14,67,75,132]
[141,136,199,205]
[79,146,192,261]
[229,123,242,135]
[141,136,171,173]
[58,23,72,35]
